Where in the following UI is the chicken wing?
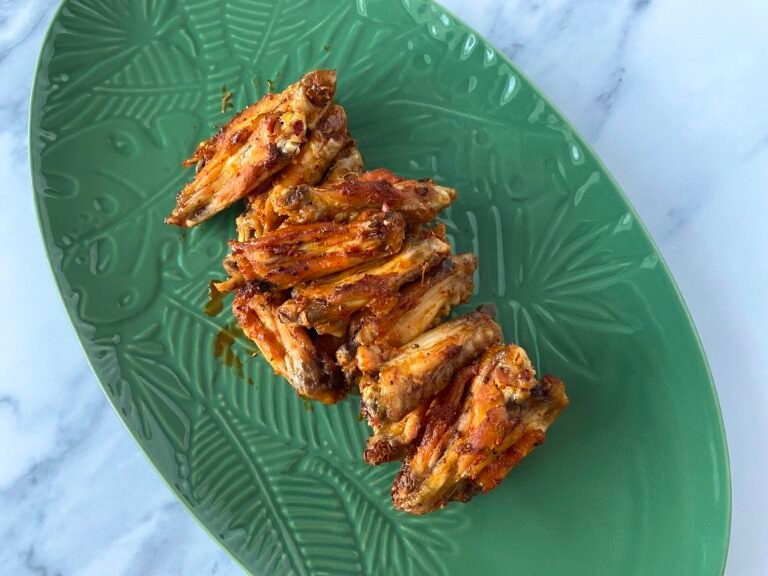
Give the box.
[227,210,405,290]
[166,70,336,227]
[348,253,477,376]
[269,169,456,226]
[277,231,451,330]
[235,104,349,241]
[232,284,347,403]
[322,141,364,185]
[360,310,503,425]
[392,344,568,514]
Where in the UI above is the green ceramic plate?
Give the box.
[30,0,730,574]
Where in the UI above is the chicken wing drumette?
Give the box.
[391,344,568,514]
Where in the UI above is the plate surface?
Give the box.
[30,0,730,574]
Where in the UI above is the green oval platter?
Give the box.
[30,0,730,574]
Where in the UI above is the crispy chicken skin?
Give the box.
[227,210,405,290]
[360,311,503,425]
[166,70,336,227]
[232,284,347,403]
[392,344,568,514]
[277,232,451,330]
[269,169,456,226]
[322,141,364,185]
[235,105,349,241]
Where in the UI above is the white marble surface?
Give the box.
[1,0,766,573]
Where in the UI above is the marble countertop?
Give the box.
[1,0,766,574]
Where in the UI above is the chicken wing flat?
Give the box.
[360,311,503,425]
[232,284,347,403]
[235,105,349,241]
[269,169,456,226]
[349,253,477,376]
[227,210,405,290]
[166,70,336,227]
[322,141,364,185]
[392,344,568,514]
[277,231,451,330]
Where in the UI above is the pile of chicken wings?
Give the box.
[167,70,568,515]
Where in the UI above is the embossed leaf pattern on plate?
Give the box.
[31,0,730,575]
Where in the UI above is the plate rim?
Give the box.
[28,0,731,573]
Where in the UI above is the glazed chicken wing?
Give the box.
[277,231,451,330]
[269,169,456,226]
[348,253,477,377]
[233,284,347,403]
[235,104,349,241]
[392,344,568,514]
[227,210,405,290]
[321,141,364,185]
[360,311,503,425]
[166,70,336,227]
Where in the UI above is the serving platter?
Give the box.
[30,0,730,574]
